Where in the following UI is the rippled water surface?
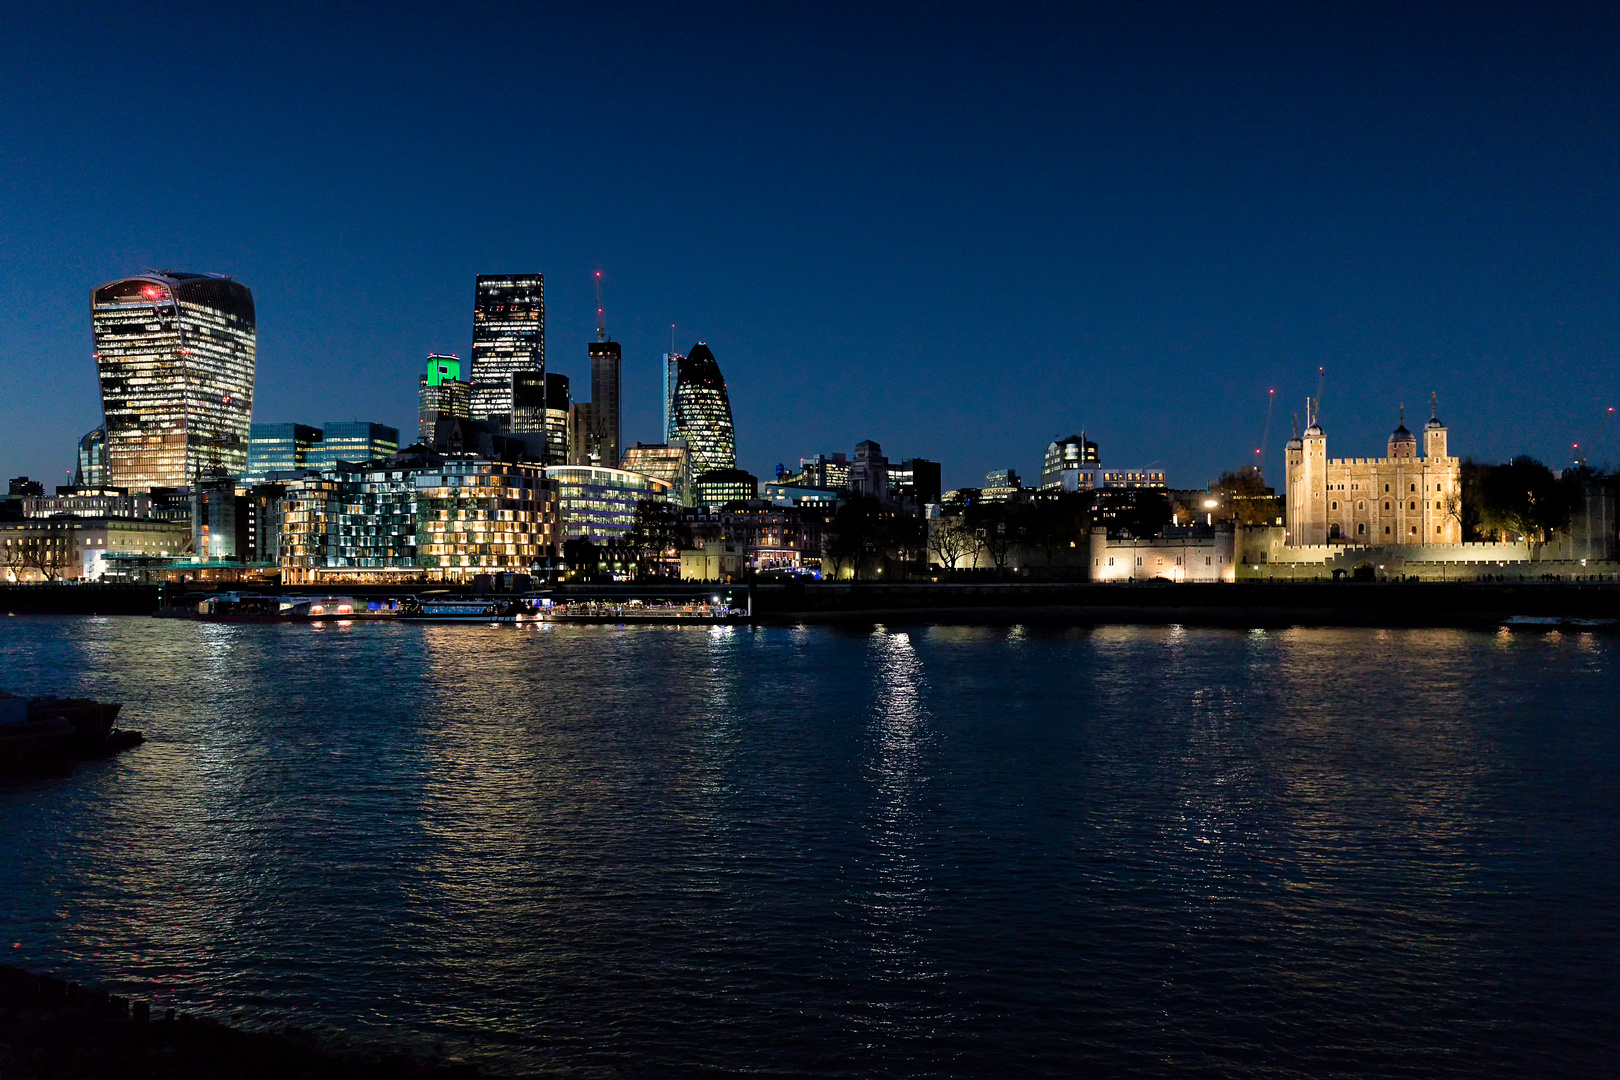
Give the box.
[1,617,1616,1077]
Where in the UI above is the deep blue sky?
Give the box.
[2,2,1617,491]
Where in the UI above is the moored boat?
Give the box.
[401,595,541,622]
[195,594,403,622]
[0,693,142,769]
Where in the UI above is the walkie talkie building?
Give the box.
[671,342,736,476]
[91,272,256,491]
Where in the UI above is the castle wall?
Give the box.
[1090,527,1235,582]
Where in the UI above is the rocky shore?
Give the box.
[0,966,499,1080]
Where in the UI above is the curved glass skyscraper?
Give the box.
[91,272,256,491]
[672,343,736,476]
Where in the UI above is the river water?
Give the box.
[0,616,1615,1077]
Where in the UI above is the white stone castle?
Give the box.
[1284,396,1461,547]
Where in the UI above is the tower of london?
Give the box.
[1284,398,1461,547]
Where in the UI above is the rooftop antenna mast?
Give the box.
[595,271,605,343]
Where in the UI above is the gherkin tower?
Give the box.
[671,343,736,475]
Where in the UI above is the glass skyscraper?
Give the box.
[92,272,256,491]
[663,350,682,442]
[246,423,323,482]
[470,274,544,422]
[312,422,399,468]
[672,343,737,476]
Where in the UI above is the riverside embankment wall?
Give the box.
[751,580,1620,627]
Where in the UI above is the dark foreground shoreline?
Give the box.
[3,580,1617,629]
[0,965,500,1080]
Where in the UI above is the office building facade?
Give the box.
[543,373,572,466]
[671,343,737,476]
[546,465,670,544]
[694,468,758,508]
[1041,433,1101,489]
[92,272,257,491]
[246,423,323,482]
[469,274,544,422]
[620,441,693,506]
[312,422,399,468]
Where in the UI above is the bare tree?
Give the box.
[926,515,974,572]
[1,536,25,581]
[21,522,74,582]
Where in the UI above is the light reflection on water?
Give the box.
[0,617,1616,1078]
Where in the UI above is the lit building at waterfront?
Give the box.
[277,456,557,584]
[1,516,191,582]
[246,423,323,482]
[419,354,470,446]
[92,272,256,491]
[671,343,737,476]
[682,499,821,575]
[548,465,671,544]
[470,274,544,422]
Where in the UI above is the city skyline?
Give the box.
[2,6,1617,491]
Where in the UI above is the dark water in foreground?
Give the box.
[1,617,1616,1077]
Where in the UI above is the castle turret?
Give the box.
[1424,394,1447,459]
[1388,410,1417,460]
[1286,398,1327,545]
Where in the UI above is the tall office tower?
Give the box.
[663,349,682,442]
[544,372,572,465]
[75,426,108,488]
[313,422,398,468]
[671,342,736,475]
[246,423,323,482]
[583,275,622,472]
[469,274,544,423]
[418,354,471,444]
[92,272,257,491]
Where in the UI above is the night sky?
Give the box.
[2,3,1616,491]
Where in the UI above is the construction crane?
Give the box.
[1573,405,1615,468]
[1253,388,1276,479]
